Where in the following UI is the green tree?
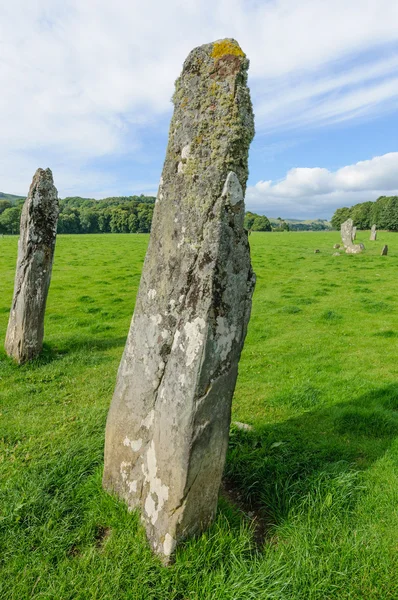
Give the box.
[0,199,12,214]
[331,207,351,229]
[0,207,21,234]
[351,201,373,229]
[380,197,398,231]
[252,215,271,231]
[244,212,256,230]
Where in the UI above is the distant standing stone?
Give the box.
[341,219,364,254]
[103,39,255,563]
[5,169,59,363]
[333,243,340,249]
[381,245,388,256]
[341,219,354,248]
[352,226,357,240]
[370,224,377,241]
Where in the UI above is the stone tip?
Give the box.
[29,168,58,202]
[211,38,245,59]
[182,38,247,78]
[34,167,53,181]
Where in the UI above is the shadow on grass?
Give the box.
[223,384,398,539]
[15,336,128,365]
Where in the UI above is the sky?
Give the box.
[1,0,398,219]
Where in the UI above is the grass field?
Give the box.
[1,231,398,599]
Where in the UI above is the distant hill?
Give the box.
[0,192,25,204]
[269,218,331,231]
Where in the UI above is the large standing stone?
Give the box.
[5,169,59,363]
[370,224,377,241]
[103,39,255,562]
[341,219,364,254]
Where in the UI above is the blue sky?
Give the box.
[1,0,398,219]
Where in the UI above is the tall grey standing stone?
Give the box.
[341,218,364,254]
[103,39,255,562]
[5,169,59,363]
[370,224,377,241]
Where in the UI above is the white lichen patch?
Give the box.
[120,460,131,482]
[183,317,206,367]
[163,533,177,557]
[222,171,243,206]
[141,410,155,429]
[215,316,237,361]
[123,437,143,452]
[148,289,157,300]
[142,441,169,525]
[171,329,181,351]
[128,480,137,493]
[150,314,162,326]
[181,144,191,159]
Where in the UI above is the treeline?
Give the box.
[331,196,398,230]
[0,195,156,235]
[0,197,276,235]
[0,195,282,235]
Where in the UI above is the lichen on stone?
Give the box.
[211,39,245,59]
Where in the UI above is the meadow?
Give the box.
[1,230,398,599]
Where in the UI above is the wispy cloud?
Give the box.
[1,0,398,196]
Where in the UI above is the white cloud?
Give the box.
[1,0,398,195]
[247,152,398,219]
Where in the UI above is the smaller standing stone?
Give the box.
[5,168,59,363]
[333,243,340,249]
[352,226,357,240]
[341,219,364,254]
[370,225,377,241]
[381,245,388,256]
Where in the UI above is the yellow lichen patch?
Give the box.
[211,39,245,60]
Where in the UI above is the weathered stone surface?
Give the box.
[341,219,354,247]
[370,224,377,241]
[333,243,340,249]
[346,244,365,254]
[381,245,388,255]
[103,39,255,562]
[341,219,364,254]
[5,169,59,363]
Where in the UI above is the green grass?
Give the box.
[1,231,398,599]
